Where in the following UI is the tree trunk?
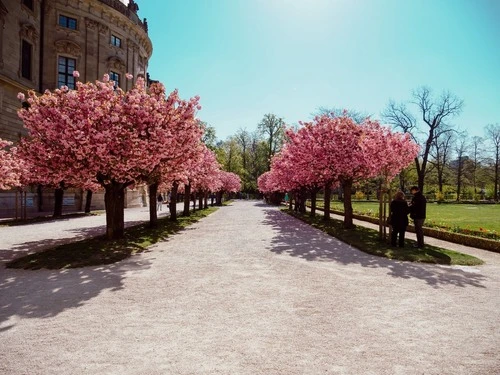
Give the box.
[216,191,223,206]
[169,182,178,221]
[343,179,354,229]
[323,185,331,221]
[183,184,191,216]
[310,189,317,217]
[204,192,208,209]
[148,183,159,228]
[84,190,93,213]
[199,194,203,210]
[299,189,306,213]
[191,193,196,212]
[104,182,126,239]
[53,182,64,217]
[37,184,43,212]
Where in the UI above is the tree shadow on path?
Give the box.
[0,256,151,331]
[0,220,146,264]
[263,208,487,289]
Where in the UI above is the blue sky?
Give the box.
[137,0,499,141]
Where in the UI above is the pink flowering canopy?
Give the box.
[17,73,203,189]
[0,138,24,190]
[259,114,419,194]
[217,171,242,193]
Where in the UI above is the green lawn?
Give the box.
[7,207,218,270]
[285,209,484,266]
[314,200,500,234]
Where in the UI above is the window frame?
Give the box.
[109,71,120,88]
[57,56,77,89]
[58,14,77,30]
[21,39,33,80]
[111,35,122,48]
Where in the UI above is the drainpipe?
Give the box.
[38,0,45,93]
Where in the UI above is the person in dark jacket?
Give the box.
[390,190,410,247]
[409,186,427,248]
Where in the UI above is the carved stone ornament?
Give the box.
[19,23,39,43]
[106,56,125,71]
[98,23,109,34]
[55,40,82,57]
[85,18,100,31]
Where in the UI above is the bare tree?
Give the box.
[485,123,500,201]
[469,136,484,196]
[316,107,369,124]
[429,131,455,194]
[235,128,251,171]
[258,113,285,170]
[454,133,468,201]
[382,87,464,192]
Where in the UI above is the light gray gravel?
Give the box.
[0,200,499,374]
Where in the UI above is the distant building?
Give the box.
[0,0,153,216]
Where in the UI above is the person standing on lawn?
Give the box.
[389,191,410,248]
[409,186,427,248]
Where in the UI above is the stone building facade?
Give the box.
[1,0,152,142]
[0,0,152,217]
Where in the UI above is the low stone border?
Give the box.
[309,206,500,253]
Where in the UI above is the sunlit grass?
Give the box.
[7,207,218,270]
[315,200,500,238]
[285,209,484,266]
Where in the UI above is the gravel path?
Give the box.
[0,200,499,374]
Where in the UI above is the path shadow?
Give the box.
[0,257,151,330]
[263,208,487,289]
[0,221,146,263]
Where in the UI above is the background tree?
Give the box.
[317,106,369,124]
[382,86,464,192]
[453,133,468,201]
[468,136,485,198]
[258,113,285,170]
[428,131,455,195]
[200,122,218,151]
[216,137,243,175]
[485,123,500,201]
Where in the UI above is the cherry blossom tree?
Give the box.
[190,146,223,209]
[0,138,24,190]
[215,171,242,205]
[259,113,419,230]
[18,73,201,239]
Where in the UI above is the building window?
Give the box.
[111,35,121,48]
[58,56,76,89]
[22,0,34,10]
[109,71,120,87]
[59,15,77,30]
[21,40,32,80]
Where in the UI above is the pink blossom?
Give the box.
[72,70,80,78]
[125,73,133,80]
[17,93,25,101]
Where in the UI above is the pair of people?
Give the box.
[389,186,426,248]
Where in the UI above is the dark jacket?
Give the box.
[410,191,426,219]
[390,199,409,228]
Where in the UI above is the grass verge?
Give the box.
[284,209,484,266]
[7,207,218,270]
